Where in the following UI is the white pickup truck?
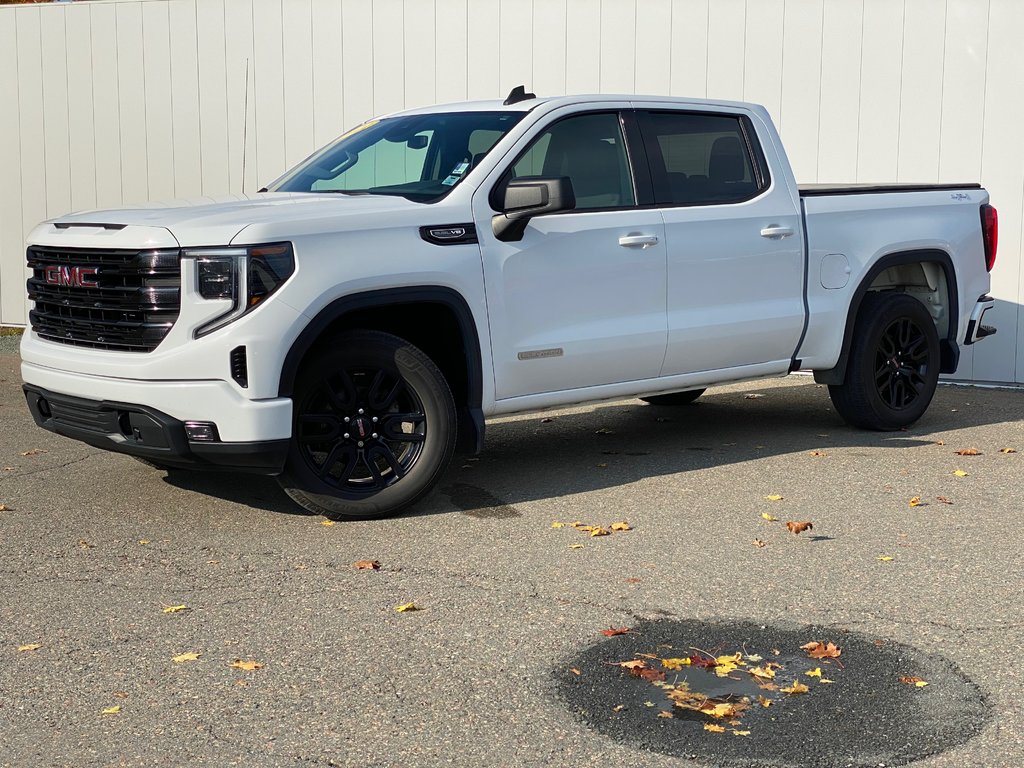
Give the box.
[21,89,998,519]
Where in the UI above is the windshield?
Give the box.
[269,111,527,202]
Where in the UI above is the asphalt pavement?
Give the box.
[1,350,1022,768]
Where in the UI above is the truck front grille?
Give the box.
[26,246,181,353]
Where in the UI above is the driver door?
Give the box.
[473,110,668,401]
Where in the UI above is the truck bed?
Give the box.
[799,183,981,197]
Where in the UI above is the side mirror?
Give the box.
[492,177,575,242]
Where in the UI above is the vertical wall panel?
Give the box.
[341,0,373,125]
[252,0,287,187]
[16,8,46,330]
[979,0,1022,383]
[115,2,147,205]
[282,0,315,169]
[65,3,97,214]
[634,0,671,96]
[668,0,708,97]
[532,0,567,97]
[897,1,945,182]
[565,0,601,94]
[404,0,436,109]
[434,0,468,104]
[39,7,71,217]
[598,0,634,93]
[169,0,202,197]
[372,0,404,116]
[196,0,230,195]
[857,0,905,182]
[498,0,533,94]
[89,3,122,209]
[224,0,255,194]
[779,0,824,182]
[0,12,23,324]
[705,0,744,101]
[466,0,499,99]
[141,1,174,200]
[939,0,988,182]
[311,0,346,144]
[817,0,863,183]
[743,0,784,122]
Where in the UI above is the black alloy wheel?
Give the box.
[828,292,940,430]
[279,330,456,519]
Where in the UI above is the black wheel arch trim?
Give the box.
[278,286,485,453]
[813,249,960,385]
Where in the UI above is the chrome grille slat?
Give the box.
[27,246,181,353]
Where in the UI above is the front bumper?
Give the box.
[23,385,289,474]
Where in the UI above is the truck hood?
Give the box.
[45,193,429,247]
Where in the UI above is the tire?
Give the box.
[828,292,940,430]
[278,330,457,520]
[640,388,706,406]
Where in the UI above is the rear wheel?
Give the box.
[278,330,456,520]
[828,292,940,430]
[640,388,706,406]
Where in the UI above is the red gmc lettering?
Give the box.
[44,265,100,288]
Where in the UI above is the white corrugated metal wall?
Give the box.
[0,0,1021,384]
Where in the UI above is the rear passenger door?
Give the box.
[637,109,805,376]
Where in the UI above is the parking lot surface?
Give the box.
[1,350,1022,767]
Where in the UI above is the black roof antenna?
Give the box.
[503,85,536,105]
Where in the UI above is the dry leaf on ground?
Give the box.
[955,448,982,456]
[1000,447,1017,454]
[936,496,954,505]
[752,539,767,548]
[550,521,565,528]
[610,521,631,531]
[320,520,336,527]
[908,496,924,507]
[878,555,894,562]
[590,527,610,537]
[661,657,692,670]
[171,652,200,663]
[101,706,121,715]
[394,602,420,613]
[600,626,632,637]
[786,521,813,534]
[952,469,968,477]
[17,643,41,652]
[228,660,264,671]
[0,504,11,512]
[704,723,726,733]
[764,494,784,501]
[162,605,187,614]
[780,680,810,694]
[761,513,779,522]
[800,641,842,659]
[19,449,47,457]
[569,543,585,550]
[352,560,380,570]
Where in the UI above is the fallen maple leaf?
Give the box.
[590,527,610,537]
[878,555,894,562]
[761,513,779,522]
[617,659,647,670]
[786,521,813,534]
[394,602,419,613]
[138,539,151,545]
[898,675,929,687]
[688,654,719,670]
[752,539,767,548]
[805,667,823,678]
[661,657,691,670]
[600,626,631,637]
[569,667,581,676]
[765,494,784,501]
[228,660,264,671]
[610,521,631,531]
[19,449,47,457]
[955,448,982,456]
[0,504,10,512]
[749,665,776,680]
[17,643,41,652]
[935,439,946,445]
[800,641,841,659]
[952,469,968,477]
[637,667,666,682]
[657,710,674,718]
[908,496,924,507]
[171,652,200,663]
[352,560,380,570]
[568,543,585,550]
[936,496,954,505]
[101,705,121,715]
[320,520,336,527]
[780,680,810,694]
[732,730,751,737]
[611,704,625,712]
[625,577,641,584]
[704,723,726,733]
[162,605,188,614]
[809,450,827,457]
[550,521,565,528]
[757,695,773,708]
[1000,447,1017,454]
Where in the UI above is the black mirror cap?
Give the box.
[492,177,576,242]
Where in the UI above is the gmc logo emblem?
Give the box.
[44,265,100,288]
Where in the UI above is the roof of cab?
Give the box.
[383,93,763,118]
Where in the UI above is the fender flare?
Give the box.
[814,249,960,385]
[278,286,486,452]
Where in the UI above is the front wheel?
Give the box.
[828,292,940,430]
[278,330,457,520]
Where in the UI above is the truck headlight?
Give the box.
[185,243,295,337]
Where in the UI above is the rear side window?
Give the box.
[639,112,765,206]
[506,112,635,210]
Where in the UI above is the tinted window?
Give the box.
[639,112,761,205]
[508,113,635,210]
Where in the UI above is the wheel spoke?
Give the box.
[368,370,403,411]
[324,370,358,411]
[317,443,346,480]
[380,412,426,442]
[369,444,406,480]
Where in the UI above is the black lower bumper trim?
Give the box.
[23,385,289,474]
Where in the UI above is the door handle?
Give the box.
[760,225,794,239]
[618,233,660,248]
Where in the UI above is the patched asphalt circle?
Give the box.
[555,619,989,768]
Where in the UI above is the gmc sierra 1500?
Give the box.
[21,89,998,519]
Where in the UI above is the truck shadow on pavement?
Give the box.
[161,379,1020,518]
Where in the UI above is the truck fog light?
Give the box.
[184,421,220,442]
